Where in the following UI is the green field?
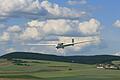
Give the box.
[0,59,120,80]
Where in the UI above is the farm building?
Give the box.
[96,64,120,70]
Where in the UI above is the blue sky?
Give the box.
[0,0,120,56]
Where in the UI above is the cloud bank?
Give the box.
[0,0,86,20]
[0,0,102,55]
[18,18,101,41]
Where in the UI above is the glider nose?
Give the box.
[56,46,59,49]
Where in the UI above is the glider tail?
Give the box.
[72,39,74,46]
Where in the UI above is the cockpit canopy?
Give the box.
[58,43,64,46]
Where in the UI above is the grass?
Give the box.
[0,59,120,80]
[0,75,42,79]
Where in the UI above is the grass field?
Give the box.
[0,59,120,80]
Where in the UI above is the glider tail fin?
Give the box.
[72,39,74,46]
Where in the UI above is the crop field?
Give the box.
[0,59,120,80]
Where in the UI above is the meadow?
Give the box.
[0,59,120,80]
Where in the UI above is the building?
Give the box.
[96,64,120,70]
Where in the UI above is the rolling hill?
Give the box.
[0,52,120,80]
[1,52,120,64]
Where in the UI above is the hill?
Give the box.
[1,52,120,64]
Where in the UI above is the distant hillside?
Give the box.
[1,52,120,64]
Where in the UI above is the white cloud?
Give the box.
[20,27,40,40]
[41,1,62,16]
[0,0,86,19]
[20,18,100,40]
[27,20,46,27]
[27,19,74,35]
[6,48,16,53]
[114,20,120,28]
[67,0,87,5]
[42,19,72,35]
[20,19,73,40]
[41,1,85,17]
[0,18,101,42]
[79,18,101,35]
[7,25,21,33]
[113,51,120,56]
[0,32,10,41]
[0,0,41,18]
